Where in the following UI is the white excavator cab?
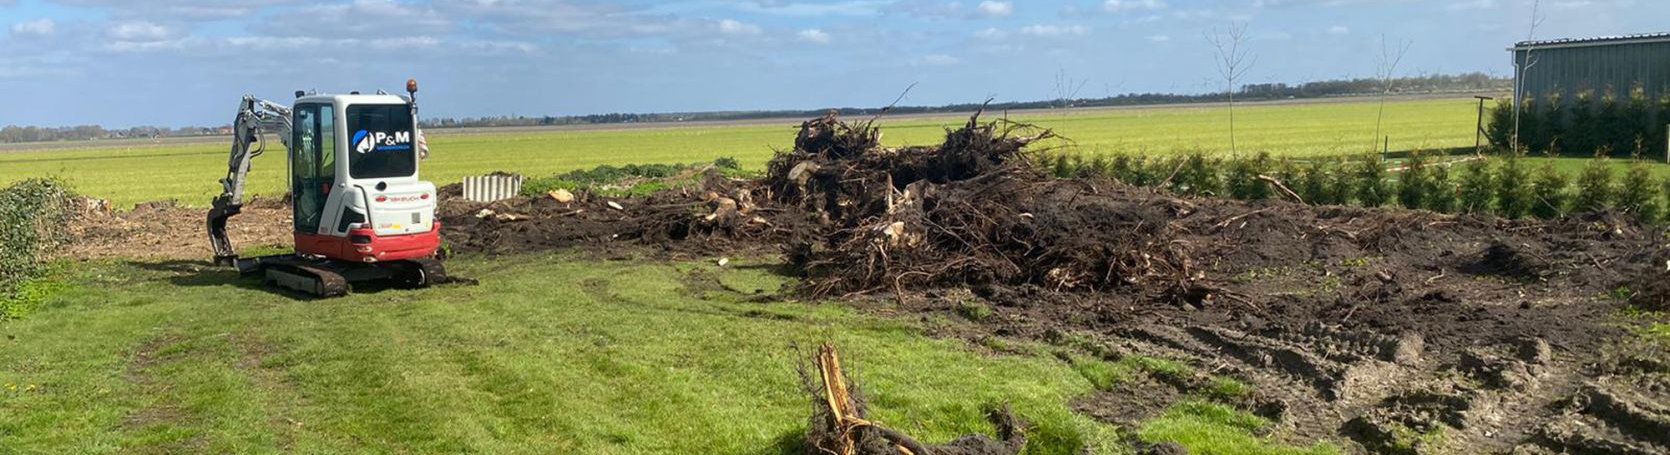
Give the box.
[208,80,445,298]
[288,95,435,240]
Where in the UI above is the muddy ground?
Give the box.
[437,180,1670,454]
[66,114,1670,453]
[432,113,1670,454]
[63,197,293,261]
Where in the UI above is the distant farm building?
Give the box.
[1512,33,1670,102]
[1504,33,1670,157]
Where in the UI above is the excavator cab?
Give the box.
[286,95,438,264]
[208,80,444,298]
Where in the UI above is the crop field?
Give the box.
[0,97,1483,208]
[6,95,1670,455]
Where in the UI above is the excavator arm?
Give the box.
[208,96,292,266]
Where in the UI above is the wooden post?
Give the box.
[1474,95,1494,151]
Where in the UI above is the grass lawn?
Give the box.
[0,98,1480,209]
[0,254,1339,454]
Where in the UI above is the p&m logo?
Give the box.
[353,130,412,154]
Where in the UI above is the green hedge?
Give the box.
[1,178,74,319]
[1487,86,1669,158]
[1048,151,1670,224]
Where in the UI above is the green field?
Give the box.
[0,98,1483,208]
[0,255,1338,454]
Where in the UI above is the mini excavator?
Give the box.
[207,79,444,297]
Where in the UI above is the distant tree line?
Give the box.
[0,125,223,144]
[1,73,1509,144]
[420,73,1509,129]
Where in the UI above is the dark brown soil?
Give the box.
[63,197,293,261]
[436,112,1670,453]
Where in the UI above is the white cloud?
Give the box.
[1104,0,1166,13]
[798,28,831,44]
[1327,25,1350,35]
[976,1,1013,17]
[718,19,762,35]
[1146,34,1170,42]
[729,0,888,17]
[366,36,440,50]
[260,0,450,39]
[10,19,54,36]
[225,36,320,50]
[976,27,1007,40]
[1446,0,1496,9]
[918,54,960,65]
[1018,24,1089,37]
[106,21,173,42]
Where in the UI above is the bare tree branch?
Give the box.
[1372,35,1413,153]
[1206,22,1255,154]
[1512,0,1545,154]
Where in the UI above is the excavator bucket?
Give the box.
[207,198,241,266]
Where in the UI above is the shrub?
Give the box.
[1129,155,1157,187]
[1534,93,1565,154]
[1617,159,1659,223]
[1428,162,1456,213]
[1354,155,1390,207]
[1521,96,1547,153]
[1110,154,1135,183]
[1327,157,1355,205]
[521,161,707,197]
[1084,155,1111,179]
[1662,178,1670,224]
[1486,98,1514,151]
[1052,153,1074,178]
[1173,152,1222,197]
[1396,150,1430,210]
[1495,152,1534,219]
[1300,159,1332,205]
[0,178,74,317]
[713,156,741,170]
[1572,151,1615,213]
[1274,158,1300,192]
[1569,91,1600,156]
[1226,152,1273,200]
[1529,158,1570,219]
[1458,158,1494,215]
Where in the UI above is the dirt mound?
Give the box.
[62,197,292,261]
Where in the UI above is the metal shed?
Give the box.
[1512,33,1670,102]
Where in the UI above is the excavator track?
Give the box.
[262,260,350,298]
[399,258,447,288]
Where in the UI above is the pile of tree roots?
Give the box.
[767,112,1198,301]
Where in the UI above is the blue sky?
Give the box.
[0,0,1659,127]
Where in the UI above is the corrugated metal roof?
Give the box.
[1514,32,1670,50]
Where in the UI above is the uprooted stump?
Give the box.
[770,111,1199,299]
[799,343,1026,455]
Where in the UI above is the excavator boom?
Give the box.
[208,96,292,266]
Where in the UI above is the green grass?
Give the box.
[0,98,1480,208]
[0,255,1347,454]
[1139,401,1340,455]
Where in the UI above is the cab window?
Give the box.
[346,104,416,179]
